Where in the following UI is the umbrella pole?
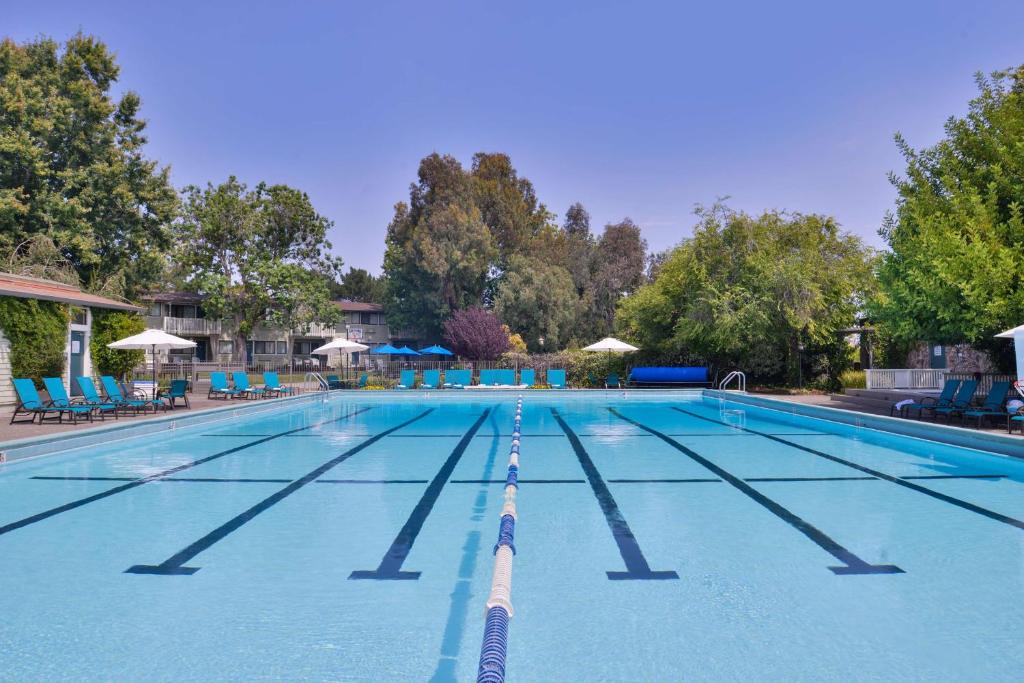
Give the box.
[152,343,158,400]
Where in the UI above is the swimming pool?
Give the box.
[1,391,1023,681]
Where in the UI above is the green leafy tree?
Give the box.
[0,34,177,296]
[0,297,69,383]
[494,255,578,351]
[871,66,1024,369]
[333,267,386,302]
[471,153,553,267]
[175,177,343,363]
[562,202,595,296]
[586,218,648,338]
[90,310,145,378]
[617,205,876,386]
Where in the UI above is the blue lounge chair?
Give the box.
[479,369,496,386]
[75,376,120,419]
[325,374,344,390]
[357,373,369,389]
[444,369,472,389]
[961,381,1012,428]
[894,379,961,418]
[421,369,440,389]
[158,379,191,409]
[520,368,535,387]
[42,377,95,424]
[547,369,566,389]
[101,375,161,413]
[929,380,979,423]
[606,373,621,389]
[496,369,517,386]
[232,372,265,399]
[10,378,64,424]
[208,372,239,400]
[262,371,295,397]
[396,370,416,389]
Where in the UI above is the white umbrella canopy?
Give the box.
[311,338,370,354]
[995,325,1024,382]
[108,329,196,394]
[582,337,639,353]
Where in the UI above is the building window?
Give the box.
[253,340,282,354]
[147,303,163,317]
[218,340,234,355]
[277,341,287,355]
[360,312,372,324]
[294,340,314,355]
[70,307,87,325]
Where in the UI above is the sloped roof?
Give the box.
[141,291,206,305]
[0,272,141,312]
[336,300,384,312]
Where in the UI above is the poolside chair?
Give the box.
[894,379,960,418]
[101,375,164,414]
[10,378,64,424]
[927,379,979,423]
[158,379,191,409]
[520,368,535,387]
[547,369,566,389]
[232,372,265,399]
[262,371,295,398]
[41,377,95,424]
[357,373,369,389]
[444,369,471,389]
[396,369,416,389]
[421,369,440,389]
[961,381,1012,428]
[606,373,621,389]
[1009,406,1024,435]
[325,374,344,390]
[75,376,120,420]
[208,372,240,400]
[479,369,496,386]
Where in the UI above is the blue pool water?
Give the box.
[1,391,1024,681]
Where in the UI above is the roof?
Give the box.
[336,300,384,312]
[141,291,207,305]
[0,272,142,312]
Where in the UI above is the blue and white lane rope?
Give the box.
[476,396,523,683]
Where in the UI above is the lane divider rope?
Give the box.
[476,395,523,683]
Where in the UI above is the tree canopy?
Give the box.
[494,255,578,351]
[331,267,386,303]
[175,176,343,361]
[618,205,876,385]
[0,34,177,297]
[443,307,511,360]
[871,66,1024,368]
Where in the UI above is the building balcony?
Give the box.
[146,316,223,336]
[292,322,338,338]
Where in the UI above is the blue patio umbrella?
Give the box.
[418,345,454,356]
[370,344,402,354]
[395,346,421,356]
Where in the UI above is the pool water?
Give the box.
[1,391,1023,681]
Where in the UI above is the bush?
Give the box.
[839,370,866,390]
[91,310,145,379]
[0,296,70,383]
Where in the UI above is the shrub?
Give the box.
[0,296,70,383]
[90,310,146,379]
[443,307,511,360]
[839,370,866,390]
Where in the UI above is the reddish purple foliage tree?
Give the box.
[443,307,511,360]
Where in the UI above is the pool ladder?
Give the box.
[305,372,329,393]
[718,370,746,392]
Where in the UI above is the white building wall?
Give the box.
[0,328,12,406]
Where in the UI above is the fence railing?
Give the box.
[946,372,1017,399]
[145,316,223,335]
[865,369,946,390]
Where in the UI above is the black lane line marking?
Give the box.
[611,408,903,576]
[31,476,296,484]
[551,408,678,580]
[315,479,430,484]
[0,407,372,538]
[200,434,274,437]
[902,474,1006,480]
[575,432,832,437]
[350,409,492,580]
[746,476,877,483]
[607,478,722,483]
[673,406,1024,532]
[125,409,432,575]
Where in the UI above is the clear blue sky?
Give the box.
[8,1,1024,272]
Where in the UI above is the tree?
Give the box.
[443,307,511,360]
[90,310,145,378]
[334,267,386,302]
[871,66,1024,369]
[383,154,496,339]
[562,202,594,296]
[617,204,876,386]
[586,219,648,338]
[0,34,177,297]
[175,177,343,363]
[494,256,578,351]
[471,153,552,267]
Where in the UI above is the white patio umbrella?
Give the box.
[583,337,640,379]
[995,324,1024,383]
[108,329,196,396]
[312,338,370,374]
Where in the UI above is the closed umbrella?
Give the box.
[995,324,1024,385]
[108,329,197,397]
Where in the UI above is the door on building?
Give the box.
[69,330,86,395]
[929,343,946,369]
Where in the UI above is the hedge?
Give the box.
[90,310,146,379]
[0,296,70,384]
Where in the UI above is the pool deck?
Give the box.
[0,392,301,444]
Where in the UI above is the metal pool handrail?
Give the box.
[719,370,746,392]
[476,395,523,683]
[304,372,329,392]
